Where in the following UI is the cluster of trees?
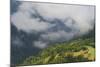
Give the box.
[20,37,95,66]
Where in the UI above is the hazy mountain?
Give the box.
[10,1,95,65]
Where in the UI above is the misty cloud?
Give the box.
[11,8,55,33]
[11,2,95,48]
[40,30,75,42]
[12,36,23,47]
[33,41,48,49]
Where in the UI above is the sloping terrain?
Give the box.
[20,38,95,66]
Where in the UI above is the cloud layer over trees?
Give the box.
[11,2,95,48]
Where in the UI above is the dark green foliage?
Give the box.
[20,37,95,66]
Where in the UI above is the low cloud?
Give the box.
[11,36,23,47]
[11,2,95,48]
[33,41,47,49]
[40,30,75,42]
[11,8,55,33]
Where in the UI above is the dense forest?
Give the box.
[19,37,95,66]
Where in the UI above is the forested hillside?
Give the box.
[20,37,95,66]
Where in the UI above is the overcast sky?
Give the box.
[11,1,95,48]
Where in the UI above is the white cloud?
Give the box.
[11,2,95,48]
[34,3,95,20]
[11,2,95,34]
[34,3,95,34]
[33,41,47,49]
[34,30,75,48]
[11,7,55,32]
[41,30,74,42]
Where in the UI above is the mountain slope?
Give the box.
[20,37,95,66]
